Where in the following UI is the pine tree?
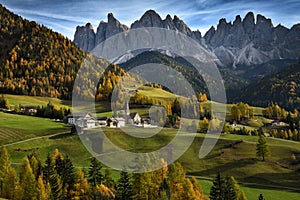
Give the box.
[70,169,91,200]
[29,154,41,179]
[49,171,63,200]
[62,155,76,197]
[116,170,133,200]
[88,157,103,187]
[36,175,47,200]
[190,176,206,200]
[94,184,115,200]
[0,147,11,190]
[258,194,265,200]
[0,167,18,199]
[256,135,270,161]
[229,176,248,200]
[103,168,116,189]
[167,162,187,199]
[181,178,197,200]
[19,157,37,200]
[43,153,53,183]
[210,172,225,200]
[0,94,9,109]
[42,152,63,199]
[223,177,237,200]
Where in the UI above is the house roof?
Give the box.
[67,112,94,118]
[97,117,108,120]
[129,112,139,119]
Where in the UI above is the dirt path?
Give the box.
[2,131,69,147]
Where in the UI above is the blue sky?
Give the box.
[1,0,299,40]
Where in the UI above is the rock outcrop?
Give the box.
[74,10,300,67]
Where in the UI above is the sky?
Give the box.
[0,0,299,40]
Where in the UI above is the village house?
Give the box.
[107,117,125,128]
[67,113,97,128]
[97,117,108,127]
[129,112,141,125]
[20,105,37,115]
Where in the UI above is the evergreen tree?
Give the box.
[49,171,63,200]
[209,173,247,200]
[0,167,18,199]
[62,155,76,197]
[229,176,247,200]
[116,169,133,200]
[167,162,188,199]
[190,176,206,200]
[43,153,53,183]
[210,172,237,200]
[70,169,91,200]
[0,94,9,109]
[36,175,47,200]
[158,179,170,200]
[19,157,37,200]
[0,147,11,190]
[181,178,197,200]
[256,135,270,161]
[88,157,103,187]
[223,176,237,200]
[28,154,41,179]
[94,184,115,200]
[258,194,265,200]
[103,168,116,189]
[209,172,225,200]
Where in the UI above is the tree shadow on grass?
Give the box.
[188,158,257,177]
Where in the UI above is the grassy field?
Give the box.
[0,112,70,145]
[3,126,300,198]
[198,179,300,200]
[4,94,71,108]
[137,86,176,101]
[4,129,300,198]
[201,101,264,117]
[5,128,300,186]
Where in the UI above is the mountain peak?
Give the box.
[233,15,242,25]
[74,10,300,67]
[131,9,163,28]
[85,22,94,29]
[256,14,273,27]
[107,13,116,22]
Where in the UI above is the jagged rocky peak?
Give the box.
[243,12,255,24]
[131,9,163,28]
[105,12,129,39]
[233,15,242,25]
[253,14,274,47]
[85,22,94,29]
[130,10,201,40]
[94,13,129,45]
[242,12,255,38]
[204,26,216,42]
[272,24,289,43]
[73,22,95,52]
[256,14,273,27]
[73,10,300,67]
[173,15,192,35]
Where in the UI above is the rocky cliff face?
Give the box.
[74,10,300,67]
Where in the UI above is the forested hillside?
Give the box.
[0,4,86,99]
[0,5,132,101]
[236,62,300,110]
[120,51,209,96]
